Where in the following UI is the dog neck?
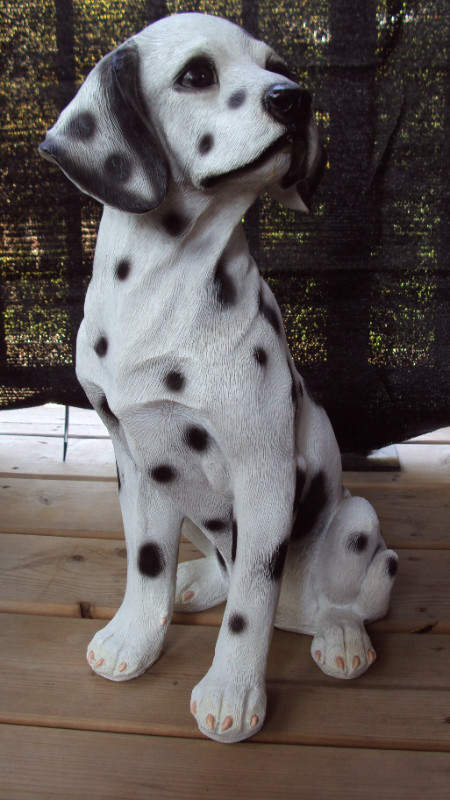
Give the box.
[84,182,265,372]
[94,181,258,277]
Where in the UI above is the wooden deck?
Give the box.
[0,406,449,799]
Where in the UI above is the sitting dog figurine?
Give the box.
[39,13,398,743]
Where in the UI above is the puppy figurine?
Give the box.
[39,13,398,743]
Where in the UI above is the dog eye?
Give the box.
[177,58,217,89]
[266,61,296,82]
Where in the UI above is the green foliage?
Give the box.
[72,0,150,74]
[167,0,242,22]
[264,272,327,364]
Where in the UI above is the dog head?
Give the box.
[39,13,323,213]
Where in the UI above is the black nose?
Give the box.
[264,84,312,126]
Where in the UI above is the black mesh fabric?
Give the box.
[1,1,449,452]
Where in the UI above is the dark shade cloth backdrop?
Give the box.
[0,0,449,452]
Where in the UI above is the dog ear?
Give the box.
[269,140,327,213]
[39,42,169,213]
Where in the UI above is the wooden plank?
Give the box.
[0,478,123,537]
[0,436,116,475]
[0,615,449,753]
[1,475,449,548]
[345,469,450,486]
[0,534,200,619]
[2,726,449,800]
[2,454,450,484]
[0,533,449,632]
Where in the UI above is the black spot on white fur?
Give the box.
[228,90,246,109]
[199,134,213,154]
[347,532,369,554]
[151,464,177,483]
[94,336,108,357]
[185,425,210,452]
[116,259,131,280]
[387,555,398,577]
[66,112,96,140]
[232,520,238,562]
[138,542,165,577]
[165,370,185,392]
[228,613,246,633]
[162,212,189,237]
[253,347,267,366]
[264,539,289,581]
[203,518,228,533]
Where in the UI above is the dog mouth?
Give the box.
[200,133,300,190]
[279,136,308,190]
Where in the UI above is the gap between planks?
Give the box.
[1,533,449,632]
[1,614,449,753]
[1,476,448,549]
[2,459,450,484]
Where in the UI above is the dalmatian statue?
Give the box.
[39,13,398,743]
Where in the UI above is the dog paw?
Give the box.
[174,556,229,612]
[190,668,266,743]
[86,607,168,681]
[311,616,375,680]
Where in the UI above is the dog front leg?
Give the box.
[87,454,183,681]
[190,460,295,742]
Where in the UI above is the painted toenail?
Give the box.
[88,650,95,663]
[190,701,197,715]
[206,714,215,730]
[221,716,233,731]
[336,656,345,671]
[184,591,195,602]
[352,656,361,670]
[250,715,259,728]
[368,649,375,662]
[119,662,127,672]
[315,650,322,662]
[94,658,104,668]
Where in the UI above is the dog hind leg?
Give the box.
[310,495,398,679]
